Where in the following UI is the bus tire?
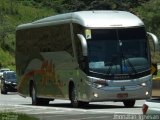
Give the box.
[123,100,135,108]
[70,85,79,108]
[31,82,50,106]
[1,89,5,94]
[31,83,39,105]
[1,86,7,94]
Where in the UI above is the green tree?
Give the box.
[133,0,160,63]
[133,0,160,39]
[59,0,149,13]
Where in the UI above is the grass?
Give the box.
[156,71,160,77]
[153,71,160,80]
[0,112,39,120]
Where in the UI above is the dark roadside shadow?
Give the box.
[49,103,141,109]
[21,102,141,110]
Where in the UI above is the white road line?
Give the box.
[14,109,34,112]
[28,111,66,114]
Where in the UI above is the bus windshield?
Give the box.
[87,27,150,75]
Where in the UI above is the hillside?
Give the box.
[0,0,55,70]
[0,0,160,70]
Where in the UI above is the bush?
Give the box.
[0,112,39,120]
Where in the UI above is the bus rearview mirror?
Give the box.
[77,34,88,56]
[147,32,159,52]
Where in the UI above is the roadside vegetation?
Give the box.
[0,0,55,70]
[0,0,160,70]
[0,112,39,120]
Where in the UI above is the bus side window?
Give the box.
[42,48,51,52]
[53,24,74,56]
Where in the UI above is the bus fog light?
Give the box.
[93,93,98,98]
[145,91,149,95]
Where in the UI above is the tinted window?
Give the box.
[87,27,149,75]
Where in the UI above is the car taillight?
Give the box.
[142,104,148,114]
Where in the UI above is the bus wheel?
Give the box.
[123,100,135,108]
[31,83,50,105]
[31,84,38,105]
[70,85,79,108]
[1,85,7,94]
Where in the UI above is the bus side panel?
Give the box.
[16,23,79,98]
[21,52,78,99]
[16,30,32,96]
[72,23,92,101]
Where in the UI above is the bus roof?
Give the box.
[16,10,144,30]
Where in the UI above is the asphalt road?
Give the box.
[0,92,145,120]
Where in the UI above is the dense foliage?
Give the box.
[0,0,160,69]
[0,0,55,69]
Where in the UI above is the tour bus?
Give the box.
[16,10,159,108]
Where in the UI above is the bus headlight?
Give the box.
[141,83,146,87]
[96,84,103,88]
[87,76,108,88]
[93,80,107,88]
[145,91,149,95]
[93,93,98,98]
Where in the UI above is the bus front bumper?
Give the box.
[88,85,151,102]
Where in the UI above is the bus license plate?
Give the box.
[117,93,128,98]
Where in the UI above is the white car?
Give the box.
[142,98,160,120]
[0,68,10,77]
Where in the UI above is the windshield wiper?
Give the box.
[120,44,137,74]
[106,55,119,74]
[106,53,137,75]
[122,55,137,74]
